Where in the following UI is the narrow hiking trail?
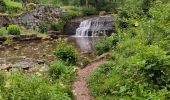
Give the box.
[72,57,106,100]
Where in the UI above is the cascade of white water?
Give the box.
[76,20,91,36]
[76,15,114,36]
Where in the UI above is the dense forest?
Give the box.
[0,0,170,100]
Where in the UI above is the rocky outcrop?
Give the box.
[63,15,98,35]
[64,15,115,36]
[0,4,64,30]
[76,15,115,36]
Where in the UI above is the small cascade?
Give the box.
[76,15,114,36]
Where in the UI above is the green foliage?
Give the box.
[56,39,78,65]
[7,25,21,35]
[0,0,6,12]
[49,60,76,86]
[88,47,170,99]
[59,12,77,22]
[81,7,97,16]
[51,20,64,31]
[136,46,170,86]
[26,3,36,10]
[0,27,8,36]
[4,0,22,9]
[79,57,91,68]
[39,23,49,33]
[88,0,170,99]
[0,70,73,100]
[2,0,22,14]
[0,71,6,89]
[95,35,117,55]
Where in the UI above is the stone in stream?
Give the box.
[0,64,12,71]
[13,61,36,70]
[0,36,7,42]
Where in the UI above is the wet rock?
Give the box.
[36,59,45,64]
[13,61,35,70]
[13,46,20,50]
[42,36,52,40]
[48,31,61,38]
[64,15,114,35]
[11,34,42,41]
[0,36,7,42]
[0,64,12,71]
[76,15,115,36]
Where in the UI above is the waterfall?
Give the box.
[76,20,92,36]
[76,15,114,36]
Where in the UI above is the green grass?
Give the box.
[4,0,22,9]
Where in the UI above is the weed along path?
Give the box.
[72,54,107,100]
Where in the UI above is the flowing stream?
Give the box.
[0,15,114,68]
[0,37,99,66]
[76,15,114,36]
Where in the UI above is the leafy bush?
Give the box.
[88,0,170,99]
[0,0,6,12]
[39,23,49,33]
[0,70,73,100]
[51,21,64,31]
[136,45,170,86]
[0,27,8,36]
[3,0,22,14]
[49,60,76,84]
[95,35,118,55]
[7,25,20,35]
[79,57,91,68]
[49,60,68,80]
[88,47,170,99]
[0,71,6,89]
[81,7,97,16]
[59,12,77,23]
[56,39,78,65]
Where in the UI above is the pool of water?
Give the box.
[0,36,100,65]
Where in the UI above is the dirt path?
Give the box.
[72,56,106,100]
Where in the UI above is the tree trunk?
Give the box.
[86,0,88,7]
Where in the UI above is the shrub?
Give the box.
[59,12,77,22]
[56,39,78,65]
[7,25,20,35]
[95,36,113,55]
[136,45,170,86]
[49,60,76,84]
[3,0,22,14]
[51,21,64,31]
[0,27,8,36]
[81,7,97,16]
[26,3,36,10]
[0,71,72,100]
[49,60,67,80]
[79,57,91,68]
[88,1,170,99]
[0,71,6,89]
[39,23,49,33]
[0,0,6,12]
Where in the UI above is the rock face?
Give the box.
[64,15,98,35]
[0,4,64,30]
[64,15,115,36]
[76,15,114,36]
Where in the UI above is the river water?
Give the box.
[0,36,99,65]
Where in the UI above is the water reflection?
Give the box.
[68,36,99,52]
[0,36,100,65]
